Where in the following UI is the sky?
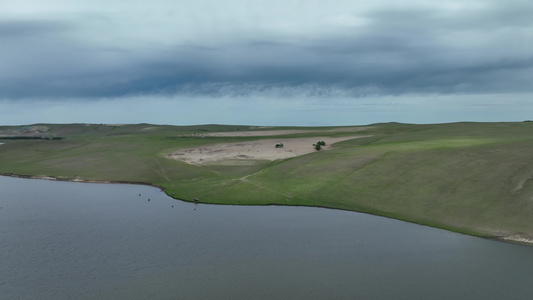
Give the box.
[1,0,532,126]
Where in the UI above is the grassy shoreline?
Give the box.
[2,122,533,246]
[0,172,522,246]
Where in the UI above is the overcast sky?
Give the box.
[1,0,532,126]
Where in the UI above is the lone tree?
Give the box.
[314,141,326,151]
[275,143,284,148]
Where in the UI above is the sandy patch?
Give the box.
[183,126,371,137]
[501,233,533,245]
[168,135,371,165]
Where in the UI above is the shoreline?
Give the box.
[2,172,531,247]
[0,172,166,193]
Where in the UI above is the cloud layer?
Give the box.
[1,0,532,100]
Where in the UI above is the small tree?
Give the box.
[314,141,325,150]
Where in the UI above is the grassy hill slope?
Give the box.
[2,122,533,242]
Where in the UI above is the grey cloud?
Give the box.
[466,1,533,29]
[1,1,532,100]
[2,37,532,99]
[0,19,72,37]
[365,0,533,31]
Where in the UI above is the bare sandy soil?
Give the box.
[168,135,371,165]
[501,233,533,245]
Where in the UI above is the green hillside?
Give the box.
[2,122,533,243]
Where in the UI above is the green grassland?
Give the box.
[2,122,533,242]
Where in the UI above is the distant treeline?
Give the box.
[0,136,64,140]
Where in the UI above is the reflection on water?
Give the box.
[1,176,533,300]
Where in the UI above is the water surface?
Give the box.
[1,176,532,299]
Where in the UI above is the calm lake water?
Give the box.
[1,176,533,299]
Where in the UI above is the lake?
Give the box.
[1,176,532,299]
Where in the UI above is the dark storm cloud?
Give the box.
[1,1,532,99]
